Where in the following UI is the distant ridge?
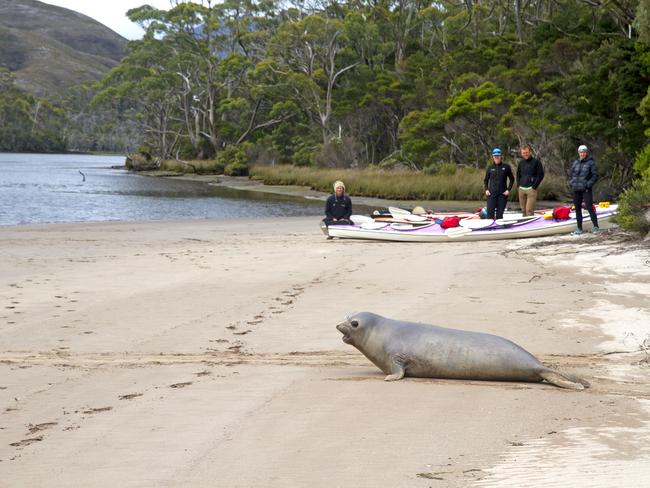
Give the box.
[0,0,128,98]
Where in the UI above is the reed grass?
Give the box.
[250,165,567,201]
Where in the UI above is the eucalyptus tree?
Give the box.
[94,28,181,158]
[95,1,284,159]
[0,69,67,152]
[267,11,359,148]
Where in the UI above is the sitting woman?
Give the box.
[323,180,352,226]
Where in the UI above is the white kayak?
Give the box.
[325,205,618,242]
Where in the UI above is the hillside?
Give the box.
[0,0,127,99]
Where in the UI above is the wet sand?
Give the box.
[1,218,649,487]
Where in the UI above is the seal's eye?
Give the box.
[351,320,359,328]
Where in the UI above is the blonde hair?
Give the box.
[333,180,345,191]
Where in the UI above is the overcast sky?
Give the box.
[41,1,181,40]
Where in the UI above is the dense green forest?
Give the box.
[2,0,649,196]
[90,0,649,194]
[0,69,67,153]
[0,68,138,154]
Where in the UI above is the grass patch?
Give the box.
[160,159,225,174]
[250,165,566,201]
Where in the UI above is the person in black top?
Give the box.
[569,145,599,235]
[323,180,352,227]
[516,145,545,216]
[484,147,515,220]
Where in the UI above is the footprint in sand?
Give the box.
[27,422,58,434]
[10,436,43,448]
[118,393,143,400]
[82,406,113,414]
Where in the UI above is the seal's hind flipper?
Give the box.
[539,369,587,390]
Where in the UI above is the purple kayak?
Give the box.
[325,205,618,242]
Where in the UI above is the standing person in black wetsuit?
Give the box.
[484,148,515,220]
[323,180,352,227]
[569,145,599,235]
[516,145,545,216]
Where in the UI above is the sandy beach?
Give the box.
[1,217,649,487]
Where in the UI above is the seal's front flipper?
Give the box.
[384,355,406,381]
[539,369,587,390]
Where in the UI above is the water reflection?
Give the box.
[0,153,324,225]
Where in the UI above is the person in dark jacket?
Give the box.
[484,148,515,220]
[569,145,599,235]
[323,180,352,227]
[516,145,545,216]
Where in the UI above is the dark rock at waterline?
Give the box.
[125,154,160,172]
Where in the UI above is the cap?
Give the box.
[578,145,588,153]
[333,180,345,191]
[492,148,502,156]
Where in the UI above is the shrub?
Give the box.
[245,139,281,166]
[217,145,249,176]
[634,144,650,175]
[614,170,650,235]
[315,137,364,168]
[537,173,569,200]
[432,162,457,176]
[292,142,319,167]
[125,153,159,171]
[224,161,249,176]
[137,145,153,161]
[377,150,418,171]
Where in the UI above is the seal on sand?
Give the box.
[336,312,589,390]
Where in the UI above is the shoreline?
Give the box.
[137,170,562,213]
[1,218,649,486]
